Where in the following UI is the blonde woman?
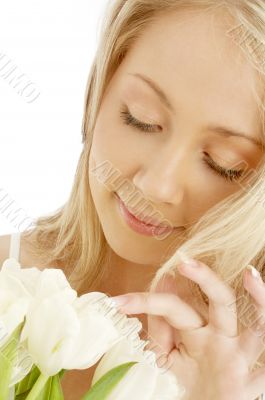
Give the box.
[2,0,265,399]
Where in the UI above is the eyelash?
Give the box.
[119,106,244,182]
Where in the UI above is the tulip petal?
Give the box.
[63,292,142,370]
[22,294,80,376]
[63,310,121,370]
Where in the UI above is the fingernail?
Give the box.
[177,250,199,268]
[109,295,131,307]
[246,265,263,284]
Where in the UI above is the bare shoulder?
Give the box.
[0,231,60,271]
[0,232,42,269]
[0,233,33,267]
[0,234,11,266]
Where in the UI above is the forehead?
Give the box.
[117,7,263,134]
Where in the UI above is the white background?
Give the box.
[0,0,109,234]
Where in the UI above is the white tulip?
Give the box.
[0,259,145,386]
[20,291,142,376]
[20,291,80,376]
[32,267,77,301]
[63,292,142,370]
[92,337,186,400]
[0,258,76,347]
[1,257,76,301]
[1,258,42,297]
[0,258,77,378]
[19,266,78,376]
[0,258,38,386]
[0,258,32,347]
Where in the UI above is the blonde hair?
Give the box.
[22,0,265,388]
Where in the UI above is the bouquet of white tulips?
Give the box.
[0,257,186,400]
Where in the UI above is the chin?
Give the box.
[90,178,182,266]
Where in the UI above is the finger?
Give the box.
[176,257,238,337]
[239,266,265,366]
[147,274,189,356]
[111,291,205,331]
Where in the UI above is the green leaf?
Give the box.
[19,373,64,400]
[16,392,31,400]
[58,369,66,380]
[0,324,23,399]
[33,374,64,400]
[81,361,137,400]
[15,367,67,397]
[0,349,13,399]
[15,365,41,396]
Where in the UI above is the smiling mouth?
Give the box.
[114,192,184,230]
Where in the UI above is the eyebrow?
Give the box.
[129,72,263,149]
[129,72,175,113]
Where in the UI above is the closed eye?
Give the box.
[120,106,162,133]
[202,152,244,182]
[120,105,245,183]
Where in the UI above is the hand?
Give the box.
[111,259,265,400]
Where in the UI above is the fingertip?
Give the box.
[177,261,199,276]
[110,294,132,308]
[244,265,264,287]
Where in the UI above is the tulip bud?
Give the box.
[92,337,186,399]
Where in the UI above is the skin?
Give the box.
[89,7,262,290]
[87,6,265,399]
[113,263,265,399]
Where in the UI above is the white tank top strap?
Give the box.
[9,232,21,262]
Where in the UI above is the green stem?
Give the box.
[58,369,67,380]
[24,373,49,400]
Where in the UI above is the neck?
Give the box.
[95,248,159,296]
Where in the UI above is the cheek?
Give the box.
[183,164,240,221]
[185,178,240,224]
[92,112,143,178]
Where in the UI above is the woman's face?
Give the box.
[89,7,263,267]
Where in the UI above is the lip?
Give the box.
[114,192,184,237]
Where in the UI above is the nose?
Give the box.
[132,147,186,205]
